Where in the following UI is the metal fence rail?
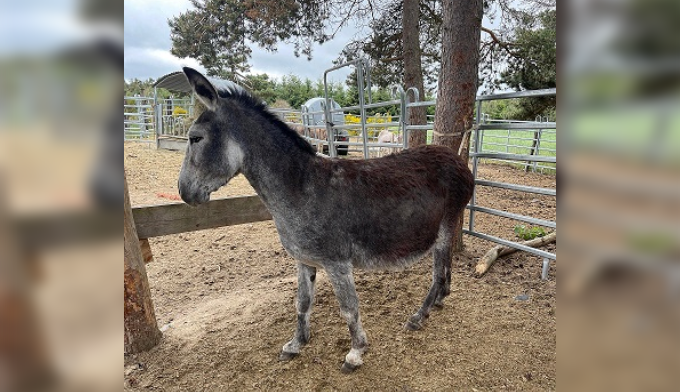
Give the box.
[475,116,556,173]
[156,97,194,139]
[468,88,557,266]
[124,96,155,141]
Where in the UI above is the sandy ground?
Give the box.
[124,142,556,391]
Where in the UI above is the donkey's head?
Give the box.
[178,67,244,206]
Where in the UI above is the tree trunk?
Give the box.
[403,0,427,147]
[433,0,483,152]
[434,0,483,251]
[124,172,162,354]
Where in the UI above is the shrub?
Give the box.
[513,225,547,240]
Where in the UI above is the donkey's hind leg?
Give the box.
[280,262,316,361]
[405,229,453,331]
[326,264,369,373]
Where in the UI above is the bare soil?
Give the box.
[124,142,556,391]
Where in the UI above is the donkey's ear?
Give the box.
[183,67,219,110]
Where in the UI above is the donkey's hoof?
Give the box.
[341,361,360,373]
[404,313,425,331]
[432,300,445,311]
[404,319,423,331]
[279,351,299,362]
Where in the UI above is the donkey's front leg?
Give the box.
[280,262,316,361]
[327,264,369,373]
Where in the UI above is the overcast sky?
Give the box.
[124,0,355,82]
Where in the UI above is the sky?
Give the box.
[124,0,355,83]
[0,0,103,55]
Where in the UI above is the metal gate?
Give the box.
[270,59,407,159]
[321,59,406,158]
[466,89,557,277]
[155,97,194,150]
[124,96,155,141]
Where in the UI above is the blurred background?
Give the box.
[563,0,680,390]
[0,1,121,391]
[0,0,678,391]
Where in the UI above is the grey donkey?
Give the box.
[177,67,474,372]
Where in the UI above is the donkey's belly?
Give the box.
[275,216,441,271]
[350,226,441,269]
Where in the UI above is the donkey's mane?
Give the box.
[214,83,316,155]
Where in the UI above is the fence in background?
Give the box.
[476,116,556,174]
[156,97,194,138]
[125,92,556,173]
[467,89,557,267]
[124,96,155,141]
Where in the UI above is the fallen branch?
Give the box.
[475,232,557,277]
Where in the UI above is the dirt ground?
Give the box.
[124,142,556,391]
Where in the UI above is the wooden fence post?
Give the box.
[124,172,161,354]
[0,187,53,390]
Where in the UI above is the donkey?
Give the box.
[177,67,475,373]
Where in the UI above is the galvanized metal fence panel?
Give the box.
[124,96,155,142]
[467,89,557,264]
[157,97,194,139]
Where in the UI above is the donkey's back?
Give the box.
[278,145,474,269]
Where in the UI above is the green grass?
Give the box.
[476,129,556,173]
[479,129,556,154]
[574,107,680,164]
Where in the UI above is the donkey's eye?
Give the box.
[189,136,204,145]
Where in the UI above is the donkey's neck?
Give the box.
[234,111,318,212]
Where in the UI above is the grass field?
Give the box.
[475,129,556,173]
[425,128,557,173]
[573,106,680,163]
[479,129,556,155]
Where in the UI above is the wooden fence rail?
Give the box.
[132,195,270,239]
[11,195,271,251]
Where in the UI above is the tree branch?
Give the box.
[475,232,557,277]
[481,26,514,53]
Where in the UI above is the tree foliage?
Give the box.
[124,79,176,99]
[488,9,556,120]
[337,1,556,120]
[169,0,339,79]
[337,0,442,90]
[162,0,556,120]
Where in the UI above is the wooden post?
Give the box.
[124,172,161,354]
[452,130,472,252]
[139,239,154,264]
[0,187,53,390]
[525,129,541,173]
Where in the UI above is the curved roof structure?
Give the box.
[153,71,243,94]
[153,71,190,93]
